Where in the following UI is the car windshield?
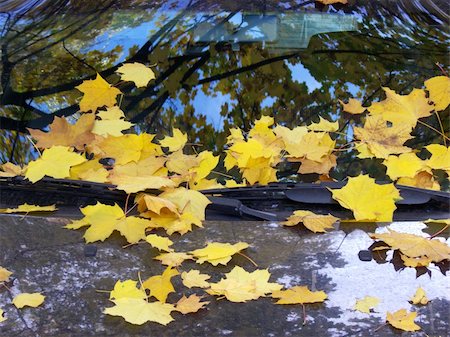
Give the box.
[1,0,449,184]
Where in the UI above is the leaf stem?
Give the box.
[302,304,307,325]
[26,135,42,157]
[433,111,447,146]
[373,322,387,332]
[417,120,450,141]
[429,224,449,239]
[237,252,258,267]
[210,170,235,179]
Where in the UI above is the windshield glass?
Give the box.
[0,0,449,185]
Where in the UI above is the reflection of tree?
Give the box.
[0,0,448,177]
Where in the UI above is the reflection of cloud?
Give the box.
[319,224,450,333]
[192,90,236,130]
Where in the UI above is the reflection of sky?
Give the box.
[320,222,449,334]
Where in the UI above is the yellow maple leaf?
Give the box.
[97,106,125,120]
[382,153,425,180]
[70,159,109,183]
[272,286,327,304]
[93,119,133,137]
[0,267,12,282]
[110,280,147,300]
[424,218,450,225]
[397,171,440,191]
[189,150,219,184]
[159,187,211,221]
[370,230,450,263]
[0,308,5,322]
[76,73,121,112]
[401,254,432,268]
[424,75,450,111]
[12,293,45,309]
[145,234,174,252]
[109,174,175,194]
[90,134,143,165]
[28,114,95,150]
[410,287,429,305]
[0,162,24,177]
[307,117,339,132]
[142,266,179,303]
[25,146,87,183]
[386,309,421,332]
[154,252,193,267]
[297,154,337,175]
[166,150,199,175]
[104,298,175,325]
[330,175,401,221]
[191,242,249,266]
[287,132,335,162]
[426,144,450,171]
[159,128,187,152]
[66,202,151,243]
[353,115,412,158]
[283,210,339,233]
[116,62,156,88]
[181,270,211,288]
[339,98,366,115]
[207,266,282,302]
[368,87,433,129]
[176,294,209,314]
[0,203,56,213]
[135,194,179,216]
[353,296,380,313]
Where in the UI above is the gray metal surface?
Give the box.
[0,215,449,337]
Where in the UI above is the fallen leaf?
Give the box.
[424,75,450,111]
[12,293,45,309]
[0,308,5,322]
[0,267,12,282]
[97,106,125,120]
[93,119,133,137]
[159,128,187,152]
[104,298,175,325]
[142,267,179,303]
[370,230,450,263]
[307,117,339,132]
[0,203,56,213]
[424,218,450,225]
[339,98,366,115]
[145,234,174,252]
[316,0,347,4]
[354,115,412,158]
[28,114,95,150]
[76,73,121,112]
[181,270,210,288]
[176,294,209,314]
[354,296,380,313]
[283,210,338,233]
[272,286,327,304]
[207,266,282,302]
[386,309,421,332]
[109,173,175,194]
[0,162,24,177]
[410,287,429,305]
[297,154,337,175]
[25,146,87,183]
[190,242,249,266]
[116,62,156,88]
[368,87,433,129]
[154,252,193,266]
[426,144,450,171]
[330,175,401,221]
[383,153,425,180]
[110,280,147,300]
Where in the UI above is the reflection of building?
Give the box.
[193,12,357,52]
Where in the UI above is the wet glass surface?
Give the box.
[0,0,449,178]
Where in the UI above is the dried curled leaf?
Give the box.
[283,210,338,233]
[410,287,429,305]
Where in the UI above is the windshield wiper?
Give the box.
[1,177,449,221]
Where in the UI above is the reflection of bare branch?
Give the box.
[197,52,298,85]
[62,40,97,72]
